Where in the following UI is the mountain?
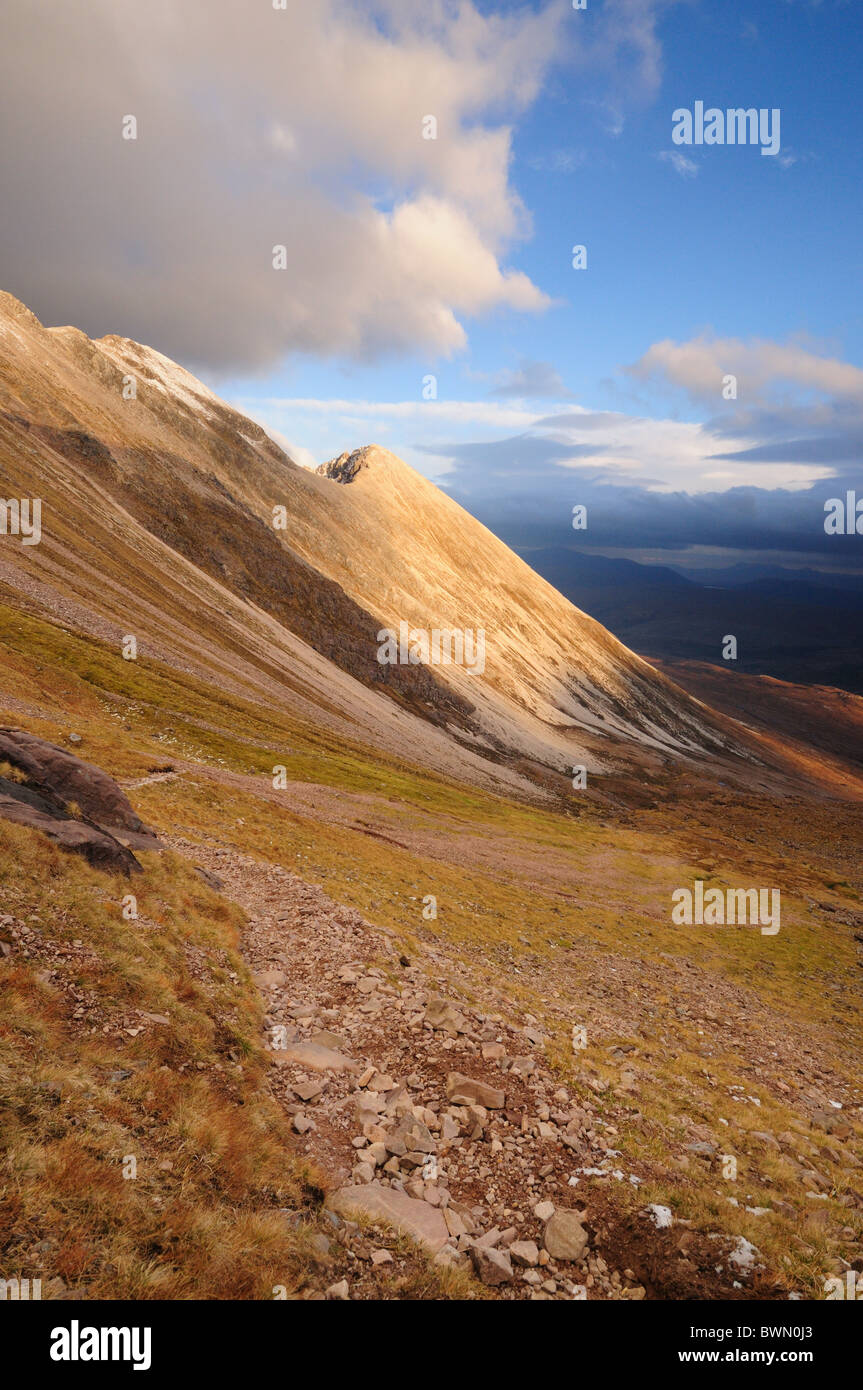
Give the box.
[519,545,863,695]
[670,563,863,594]
[0,291,750,797]
[2,290,862,1304]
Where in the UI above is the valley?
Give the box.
[0,291,861,1303]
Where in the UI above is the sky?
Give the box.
[2,0,862,573]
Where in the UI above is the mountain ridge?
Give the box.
[0,289,758,798]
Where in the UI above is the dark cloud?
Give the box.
[709,437,863,466]
[420,433,863,564]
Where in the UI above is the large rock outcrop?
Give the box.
[0,729,160,873]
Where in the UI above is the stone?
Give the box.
[510,1240,540,1267]
[325,1280,350,1300]
[399,1119,436,1154]
[471,1244,513,1286]
[509,1055,536,1076]
[750,1131,781,1150]
[328,1181,449,1251]
[368,1073,395,1091]
[434,1245,461,1268]
[444,1207,467,1239]
[425,996,468,1033]
[533,1201,555,1222]
[371,1249,393,1266]
[308,1030,346,1050]
[253,969,286,990]
[195,865,224,891]
[440,1115,460,1142]
[272,1042,356,1072]
[644,1203,673,1229]
[543,1209,589,1262]
[294,1080,324,1102]
[446,1072,505,1109]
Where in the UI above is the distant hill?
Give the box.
[518,546,863,695]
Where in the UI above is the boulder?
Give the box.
[0,729,160,848]
[328,1181,449,1251]
[0,729,164,874]
[543,1209,589,1262]
[0,788,142,875]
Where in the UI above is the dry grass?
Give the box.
[0,824,462,1299]
[1,601,861,1299]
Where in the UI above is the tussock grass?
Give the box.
[0,825,459,1299]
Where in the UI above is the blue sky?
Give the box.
[3,0,862,570]
[256,0,863,415]
[224,0,863,572]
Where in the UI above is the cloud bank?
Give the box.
[0,0,567,370]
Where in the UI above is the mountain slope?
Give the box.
[0,290,748,791]
[2,292,862,1303]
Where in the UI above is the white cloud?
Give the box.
[248,391,834,496]
[0,0,679,373]
[0,0,561,371]
[526,149,586,174]
[248,396,542,431]
[658,150,699,178]
[533,413,831,492]
[629,333,863,403]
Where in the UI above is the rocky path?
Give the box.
[166,835,781,1300]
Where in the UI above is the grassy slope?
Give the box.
[0,608,476,1299]
[1,599,861,1297]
